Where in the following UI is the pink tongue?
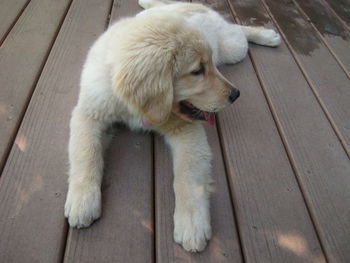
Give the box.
[203,112,216,125]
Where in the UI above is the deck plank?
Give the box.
[0,0,29,43]
[217,61,327,263]
[228,0,350,261]
[322,0,350,30]
[0,0,111,262]
[0,0,72,170]
[292,0,350,74]
[155,127,243,263]
[261,0,350,155]
[63,1,155,262]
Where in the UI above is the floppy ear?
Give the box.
[112,23,175,125]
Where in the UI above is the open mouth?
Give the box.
[179,101,216,125]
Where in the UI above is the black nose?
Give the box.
[228,89,240,103]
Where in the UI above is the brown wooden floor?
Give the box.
[1,0,350,262]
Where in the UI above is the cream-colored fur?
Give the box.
[65,0,280,252]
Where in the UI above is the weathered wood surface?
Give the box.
[0,0,111,262]
[0,0,29,43]
[217,62,327,263]
[229,0,350,261]
[323,0,350,30]
[292,0,350,74]
[261,0,350,155]
[0,0,71,169]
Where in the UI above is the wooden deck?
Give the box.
[0,0,350,262]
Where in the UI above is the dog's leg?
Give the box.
[64,107,107,228]
[162,123,213,252]
[240,25,281,47]
[138,0,175,9]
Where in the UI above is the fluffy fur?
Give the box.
[65,0,281,252]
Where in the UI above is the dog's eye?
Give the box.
[191,64,205,76]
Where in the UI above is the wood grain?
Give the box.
[217,58,327,263]
[0,0,29,43]
[229,0,350,261]
[0,0,111,262]
[323,0,350,30]
[0,0,71,170]
[292,0,350,74]
[63,1,155,263]
[262,0,350,155]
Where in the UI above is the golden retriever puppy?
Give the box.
[65,0,280,252]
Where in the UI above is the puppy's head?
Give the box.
[113,15,239,126]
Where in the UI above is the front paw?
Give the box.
[174,209,212,252]
[64,184,101,228]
